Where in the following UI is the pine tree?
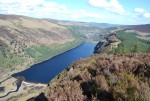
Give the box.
[147,45,150,53]
[132,43,139,53]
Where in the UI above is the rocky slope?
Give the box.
[33,53,150,101]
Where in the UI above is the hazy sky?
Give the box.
[0,0,150,25]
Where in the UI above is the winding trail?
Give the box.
[0,76,25,98]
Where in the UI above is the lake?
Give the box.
[12,42,96,84]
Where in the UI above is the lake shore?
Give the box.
[12,42,96,84]
[0,77,46,100]
[0,42,86,100]
[0,41,85,83]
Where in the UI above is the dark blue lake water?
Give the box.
[12,42,96,84]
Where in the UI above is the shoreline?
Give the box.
[0,77,46,100]
[22,81,47,87]
[11,42,85,76]
[31,42,85,66]
[0,41,84,83]
[0,41,96,100]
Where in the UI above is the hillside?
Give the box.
[45,19,117,40]
[0,14,115,80]
[0,14,81,78]
[30,25,150,101]
[99,25,150,54]
[0,14,76,45]
[121,24,150,40]
[112,30,150,54]
[33,53,150,101]
[125,24,150,33]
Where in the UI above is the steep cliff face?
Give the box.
[36,53,150,101]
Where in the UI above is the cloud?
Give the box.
[0,0,104,21]
[0,0,67,15]
[134,8,150,18]
[134,8,144,13]
[88,0,125,15]
[1,0,148,25]
[144,13,150,18]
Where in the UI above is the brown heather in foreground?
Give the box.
[34,53,150,101]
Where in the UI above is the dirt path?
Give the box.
[0,77,46,101]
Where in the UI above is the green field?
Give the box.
[112,30,150,54]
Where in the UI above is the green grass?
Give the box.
[112,30,150,54]
[67,26,86,39]
[0,48,25,70]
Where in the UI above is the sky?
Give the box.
[0,0,150,25]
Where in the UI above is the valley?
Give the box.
[0,14,150,101]
[0,14,112,81]
[0,14,113,100]
[0,0,150,101]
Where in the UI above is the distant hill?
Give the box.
[45,19,118,39]
[120,24,150,40]
[123,24,150,33]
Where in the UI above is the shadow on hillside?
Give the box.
[27,93,48,101]
[80,81,115,101]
